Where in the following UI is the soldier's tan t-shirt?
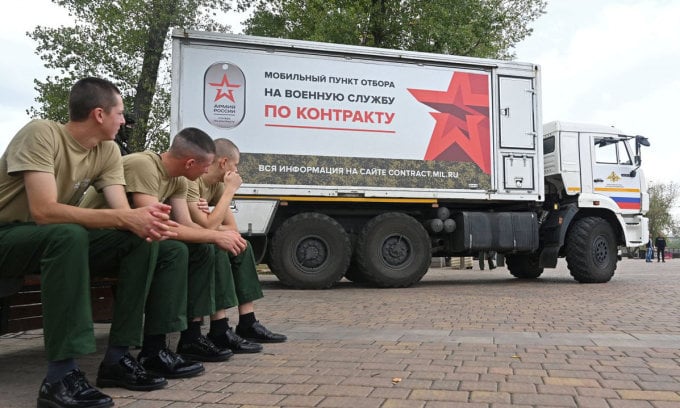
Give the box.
[186,177,224,205]
[80,151,188,209]
[0,119,123,222]
[122,151,187,202]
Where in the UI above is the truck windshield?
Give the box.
[594,137,632,165]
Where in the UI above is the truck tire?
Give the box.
[505,254,543,279]
[565,217,617,283]
[355,212,431,288]
[269,212,351,289]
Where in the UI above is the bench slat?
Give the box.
[0,278,117,334]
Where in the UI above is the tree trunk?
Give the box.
[369,0,387,47]
[129,0,177,152]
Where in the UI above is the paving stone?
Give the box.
[409,389,468,402]
[368,387,412,399]
[544,377,601,388]
[577,387,620,398]
[340,376,396,387]
[191,392,229,403]
[141,389,205,401]
[488,404,533,408]
[573,396,610,408]
[653,402,680,408]
[218,392,285,405]
[273,383,318,395]
[459,380,498,392]
[408,370,446,380]
[317,396,385,408]
[607,400,655,408]
[221,382,282,394]
[424,402,488,408]
[617,390,680,401]
[637,381,680,392]
[303,375,346,385]
[469,390,511,403]
[277,394,325,406]
[511,392,577,407]
[120,401,173,408]
[429,379,461,391]
[498,382,537,393]
[311,384,374,397]
[381,399,426,408]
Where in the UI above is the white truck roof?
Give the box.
[543,121,629,137]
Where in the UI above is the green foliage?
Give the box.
[28,0,240,152]
[647,181,680,238]
[243,0,546,58]
[667,237,680,249]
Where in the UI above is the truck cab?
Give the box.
[532,121,650,282]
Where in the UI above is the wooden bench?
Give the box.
[0,275,117,335]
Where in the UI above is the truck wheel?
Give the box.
[565,217,617,283]
[505,254,543,279]
[355,212,431,288]
[269,212,351,289]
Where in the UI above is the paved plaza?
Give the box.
[1,258,679,407]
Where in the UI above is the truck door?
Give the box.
[591,136,643,213]
[498,77,538,193]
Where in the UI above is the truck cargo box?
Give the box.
[171,30,543,203]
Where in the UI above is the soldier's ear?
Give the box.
[92,107,105,124]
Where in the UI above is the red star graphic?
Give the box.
[209,74,241,103]
[408,72,491,174]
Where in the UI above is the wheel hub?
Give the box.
[381,235,411,266]
[295,237,327,269]
[592,235,609,266]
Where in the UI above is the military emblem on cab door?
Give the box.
[606,172,620,183]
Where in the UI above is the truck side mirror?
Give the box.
[634,135,649,167]
[636,135,650,147]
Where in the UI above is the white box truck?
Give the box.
[171,29,650,288]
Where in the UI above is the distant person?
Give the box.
[655,235,667,262]
[478,251,497,270]
[645,234,653,262]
